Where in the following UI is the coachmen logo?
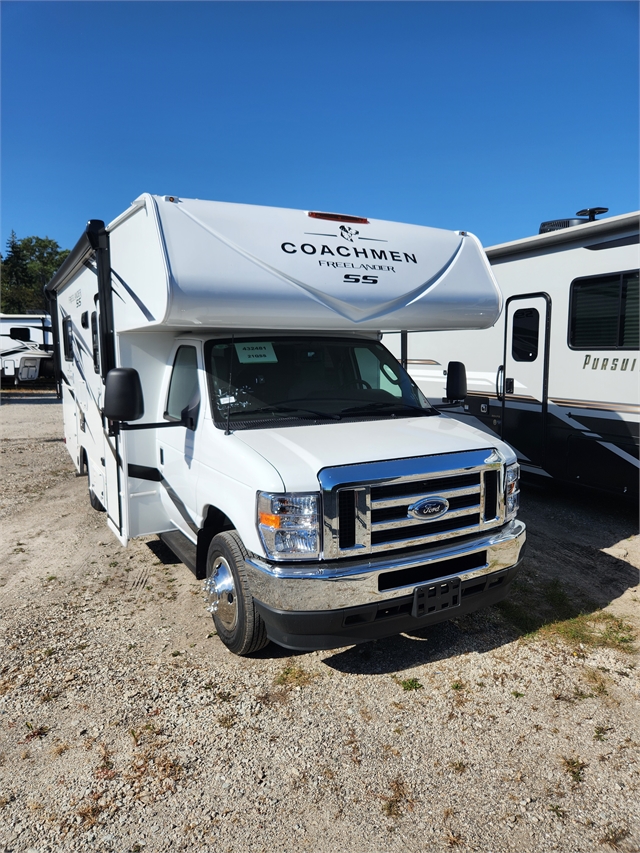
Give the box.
[407,497,449,521]
[340,225,358,242]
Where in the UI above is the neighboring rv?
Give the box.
[394,210,639,498]
[46,194,525,655]
[1,313,54,383]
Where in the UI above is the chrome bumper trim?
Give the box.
[244,519,526,612]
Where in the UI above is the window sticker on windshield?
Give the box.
[235,342,278,363]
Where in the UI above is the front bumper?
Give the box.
[246,520,525,650]
[254,563,522,650]
[245,519,526,612]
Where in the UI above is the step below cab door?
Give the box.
[500,293,551,468]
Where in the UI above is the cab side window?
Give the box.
[165,346,199,421]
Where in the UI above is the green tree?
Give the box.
[1,232,69,313]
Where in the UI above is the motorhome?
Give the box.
[46,194,526,655]
[394,210,639,499]
[1,313,53,383]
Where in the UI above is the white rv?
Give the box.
[395,211,639,499]
[46,194,525,655]
[0,313,53,383]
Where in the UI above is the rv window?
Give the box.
[511,308,539,362]
[62,317,74,362]
[622,272,639,349]
[569,271,639,349]
[166,346,199,420]
[10,327,30,342]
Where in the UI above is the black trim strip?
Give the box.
[161,477,199,534]
[128,464,162,481]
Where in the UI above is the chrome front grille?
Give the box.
[320,449,504,560]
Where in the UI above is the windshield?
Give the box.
[204,336,437,428]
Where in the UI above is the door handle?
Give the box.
[505,378,514,395]
[496,365,504,402]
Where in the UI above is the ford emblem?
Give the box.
[408,497,449,521]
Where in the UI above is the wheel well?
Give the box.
[195,506,235,580]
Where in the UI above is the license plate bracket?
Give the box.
[412,577,461,618]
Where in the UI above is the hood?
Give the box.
[235,414,513,491]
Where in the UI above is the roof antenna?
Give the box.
[576,207,608,221]
[225,333,234,436]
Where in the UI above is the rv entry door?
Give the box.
[500,293,551,469]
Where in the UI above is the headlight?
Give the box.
[505,462,520,520]
[257,492,320,560]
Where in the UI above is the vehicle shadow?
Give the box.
[320,609,519,675]
[146,538,183,565]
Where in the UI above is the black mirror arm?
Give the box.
[116,420,186,431]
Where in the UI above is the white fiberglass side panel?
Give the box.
[108,198,170,332]
[57,264,102,474]
[492,243,640,409]
[235,415,505,493]
[149,196,501,332]
[195,416,286,556]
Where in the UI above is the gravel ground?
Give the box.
[1,389,639,853]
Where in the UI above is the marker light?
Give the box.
[307,212,369,224]
[505,463,520,520]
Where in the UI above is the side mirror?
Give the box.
[445,361,467,403]
[104,368,144,421]
[180,390,200,431]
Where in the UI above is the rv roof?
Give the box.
[486,211,640,261]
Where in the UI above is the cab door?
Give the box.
[500,293,551,468]
[157,344,203,540]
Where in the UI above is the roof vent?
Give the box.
[539,207,608,234]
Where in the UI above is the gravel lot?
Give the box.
[1,389,639,853]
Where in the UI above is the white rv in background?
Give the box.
[393,210,639,498]
[46,194,525,655]
[0,313,54,384]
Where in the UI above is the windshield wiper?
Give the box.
[243,404,341,421]
[339,401,436,417]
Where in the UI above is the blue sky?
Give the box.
[2,1,638,254]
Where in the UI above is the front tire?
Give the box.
[204,531,269,655]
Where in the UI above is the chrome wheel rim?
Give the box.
[203,556,238,632]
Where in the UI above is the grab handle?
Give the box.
[496,364,505,402]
